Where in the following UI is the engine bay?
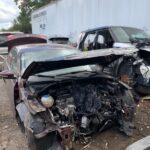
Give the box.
[30,77,135,142]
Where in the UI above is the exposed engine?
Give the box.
[38,79,135,141]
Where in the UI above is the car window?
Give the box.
[0,35,7,42]
[83,32,96,50]
[0,36,7,47]
[111,27,150,43]
[123,27,150,39]
[111,27,130,43]
[8,48,18,73]
[96,29,114,48]
[77,32,85,48]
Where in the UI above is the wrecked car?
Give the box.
[0,34,47,55]
[77,26,150,50]
[77,26,150,94]
[109,50,150,94]
[0,44,136,150]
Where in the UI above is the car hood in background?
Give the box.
[22,47,138,79]
[5,34,47,52]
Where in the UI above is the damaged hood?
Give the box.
[22,48,138,79]
[139,46,150,52]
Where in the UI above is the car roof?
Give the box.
[7,34,46,41]
[5,34,47,52]
[15,43,77,54]
[82,26,110,33]
[82,26,142,33]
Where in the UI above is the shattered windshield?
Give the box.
[111,27,150,43]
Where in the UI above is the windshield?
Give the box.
[21,48,80,73]
[111,27,150,43]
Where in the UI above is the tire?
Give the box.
[24,113,63,150]
[121,89,135,121]
[119,89,136,136]
[117,60,150,95]
[117,61,133,86]
[16,112,25,133]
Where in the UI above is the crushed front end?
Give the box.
[25,76,136,149]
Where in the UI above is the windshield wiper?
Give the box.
[33,74,56,78]
[56,70,93,76]
[33,73,81,80]
[56,71,99,79]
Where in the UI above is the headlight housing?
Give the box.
[41,95,54,108]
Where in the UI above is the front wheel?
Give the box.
[118,89,136,136]
[24,113,63,150]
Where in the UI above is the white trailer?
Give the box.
[31,0,150,42]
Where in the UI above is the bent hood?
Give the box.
[22,48,138,79]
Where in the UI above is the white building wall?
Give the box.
[31,0,150,42]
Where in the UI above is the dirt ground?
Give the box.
[0,80,150,150]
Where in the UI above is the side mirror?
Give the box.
[0,70,16,79]
[98,35,105,44]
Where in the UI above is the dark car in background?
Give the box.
[0,44,136,150]
[77,26,150,50]
[77,26,150,94]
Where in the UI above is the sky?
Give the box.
[0,0,19,30]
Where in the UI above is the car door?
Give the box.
[4,48,19,116]
[82,31,97,51]
[94,29,114,49]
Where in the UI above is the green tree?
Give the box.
[10,0,54,33]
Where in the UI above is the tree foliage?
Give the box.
[15,0,54,10]
[7,0,54,33]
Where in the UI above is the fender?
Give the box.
[111,57,124,77]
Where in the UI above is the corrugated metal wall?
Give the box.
[31,0,150,42]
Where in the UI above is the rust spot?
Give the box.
[59,127,73,145]
[120,75,130,84]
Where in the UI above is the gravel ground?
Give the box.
[0,80,150,150]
